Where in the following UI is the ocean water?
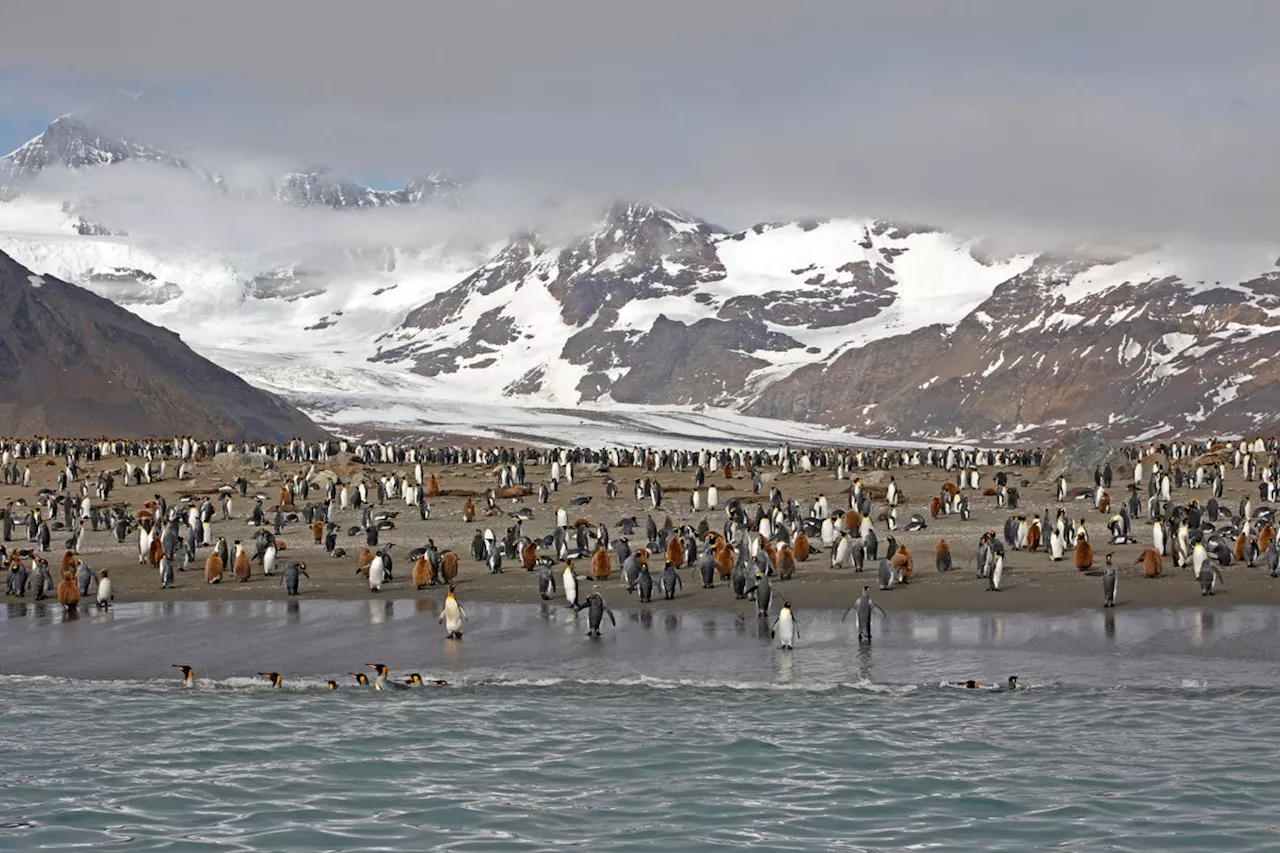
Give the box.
[4,602,1280,851]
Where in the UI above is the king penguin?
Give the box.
[772,601,798,650]
[439,585,467,639]
[842,586,887,644]
[172,664,195,688]
[578,591,616,637]
[1102,553,1117,607]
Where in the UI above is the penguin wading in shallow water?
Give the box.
[771,601,799,650]
[577,592,616,637]
[440,585,467,638]
[842,586,887,644]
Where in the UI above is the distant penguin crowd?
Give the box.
[2,434,1277,677]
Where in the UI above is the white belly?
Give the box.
[443,601,464,633]
[776,611,795,647]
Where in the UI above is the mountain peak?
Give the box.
[1,113,186,197]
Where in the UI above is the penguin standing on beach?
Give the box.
[1102,553,1117,607]
[31,558,51,600]
[95,570,114,609]
[842,586,887,644]
[660,561,682,600]
[282,560,309,595]
[537,563,557,600]
[439,585,467,639]
[563,561,582,609]
[988,552,1004,592]
[631,564,650,602]
[368,551,386,592]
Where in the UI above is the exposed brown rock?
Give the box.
[0,251,325,441]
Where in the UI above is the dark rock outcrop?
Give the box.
[1040,428,1127,482]
[0,250,325,441]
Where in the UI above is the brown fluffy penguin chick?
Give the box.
[234,549,251,582]
[591,547,611,580]
[413,557,431,589]
[204,553,224,584]
[777,544,796,580]
[1137,547,1164,578]
[440,551,458,583]
[57,570,79,611]
[792,531,810,562]
[1074,539,1094,571]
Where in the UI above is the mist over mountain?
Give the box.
[0,110,1276,444]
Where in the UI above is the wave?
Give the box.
[3,670,1274,698]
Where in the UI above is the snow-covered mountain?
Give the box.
[1,113,1277,444]
[0,115,461,212]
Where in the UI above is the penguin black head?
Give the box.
[326,680,338,690]
[1008,676,1019,688]
[351,672,369,684]
[258,672,282,687]
[368,663,388,676]
[862,585,870,592]
[172,664,193,677]
[783,600,791,609]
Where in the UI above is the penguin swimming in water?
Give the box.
[952,676,1019,691]
[351,672,372,688]
[577,592,616,637]
[172,664,195,688]
[258,672,283,688]
[1102,553,1117,608]
[771,601,798,650]
[842,586,887,644]
[367,663,391,690]
[327,680,339,691]
[439,585,467,639]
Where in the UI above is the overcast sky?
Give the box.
[2,0,1278,243]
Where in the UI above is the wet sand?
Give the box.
[4,599,1278,688]
[2,452,1276,616]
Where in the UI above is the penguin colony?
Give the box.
[4,436,1279,676]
